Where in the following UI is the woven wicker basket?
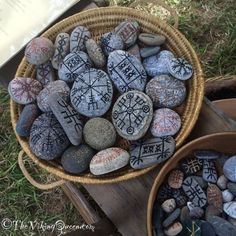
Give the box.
[11,6,204,184]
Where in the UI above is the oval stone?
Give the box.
[194,149,220,160]
[151,108,181,137]
[164,222,183,236]
[58,51,92,83]
[70,68,113,117]
[139,33,166,46]
[130,136,175,169]
[161,198,176,213]
[107,50,147,93]
[223,201,236,218]
[222,189,234,202]
[36,61,55,87]
[25,37,54,65]
[168,169,184,189]
[217,175,228,190]
[90,147,130,175]
[146,75,186,108]
[203,160,218,183]
[29,112,70,160]
[140,46,160,58]
[227,182,236,196]
[223,155,236,182]
[112,91,153,140]
[162,208,181,228]
[8,77,42,104]
[207,184,222,211]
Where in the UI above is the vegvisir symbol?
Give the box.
[171,58,193,77]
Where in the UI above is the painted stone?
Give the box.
[192,176,207,189]
[70,68,113,117]
[143,50,174,77]
[150,108,181,137]
[164,222,183,236]
[8,77,42,104]
[58,51,92,83]
[25,37,54,65]
[217,175,228,190]
[182,176,207,207]
[194,149,220,160]
[201,221,216,236]
[48,93,83,146]
[83,118,116,150]
[127,44,141,61]
[29,112,70,160]
[187,202,204,219]
[145,75,186,108]
[172,189,187,207]
[51,32,70,69]
[112,91,153,140]
[61,145,95,174]
[85,39,106,68]
[222,189,234,202]
[207,184,223,211]
[70,26,91,52]
[181,157,203,175]
[223,201,236,218]
[152,202,165,236]
[223,155,236,182]
[205,205,221,221]
[90,147,130,175]
[168,57,193,80]
[139,33,166,46]
[140,46,160,58]
[16,104,41,137]
[37,80,70,112]
[129,136,175,169]
[161,198,176,213]
[162,208,181,228]
[203,160,218,183]
[227,182,236,196]
[107,50,147,93]
[114,20,139,48]
[179,220,202,236]
[36,61,55,87]
[168,169,184,189]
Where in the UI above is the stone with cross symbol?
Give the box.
[36,61,55,87]
[202,159,218,183]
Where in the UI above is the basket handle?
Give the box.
[18,150,66,190]
[129,0,179,29]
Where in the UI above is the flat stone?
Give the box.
[223,201,236,218]
[71,68,113,117]
[182,176,207,207]
[163,208,181,228]
[25,37,54,65]
[168,169,184,189]
[146,75,186,108]
[227,182,236,196]
[107,50,147,93]
[222,189,234,202]
[48,93,83,146]
[203,160,218,183]
[150,108,181,137]
[36,61,55,87]
[127,44,141,61]
[217,175,228,190]
[164,222,183,236]
[8,77,42,105]
[16,104,41,137]
[29,112,70,160]
[51,32,70,69]
[37,80,70,112]
[223,155,236,182]
[179,220,202,236]
[205,205,221,221]
[181,157,203,175]
[192,176,207,189]
[161,198,176,213]
[187,202,204,219]
[70,26,91,52]
[112,90,153,140]
[201,221,216,236]
[90,147,130,175]
[83,118,116,150]
[85,39,106,68]
[207,184,223,211]
[168,57,193,80]
[58,51,92,83]
[140,46,160,58]
[61,145,95,174]
[139,33,166,46]
[194,150,220,160]
[129,136,175,169]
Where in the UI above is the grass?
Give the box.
[0,0,236,235]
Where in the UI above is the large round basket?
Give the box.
[10,6,204,184]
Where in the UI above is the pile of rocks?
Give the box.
[9,19,193,176]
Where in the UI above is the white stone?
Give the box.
[222,190,234,202]
[161,198,176,213]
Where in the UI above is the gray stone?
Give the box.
[140,46,160,58]
[201,221,216,236]
[89,147,130,175]
[217,175,228,190]
[205,205,221,221]
[36,61,55,87]
[164,222,183,236]
[161,198,176,213]
[181,158,203,175]
[112,91,153,141]
[150,108,181,137]
[48,93,83,146]
[194,150,220,160]
[127,44,141,61]
[58,51,92,83]
[180,206,191,224]
[145,75,186,108]
[168,169,184,189]
[139,33,166,46]
[228,182,236,196]
[163,208,181,228]
[228,216,236,227]
[192,176,207,189]
[203,160,218,183]
[25,37,54,65]
[107,50,147,93]
[187,202,204,219]
[29,112,70,160]
[223,201,236,218]
[130,136,175,169]
[61,145,95,174]
[71,68,113,117]
[207,184,223,211]
[223,155,236,182]
[222,189,234,202]
[83,118,116,150]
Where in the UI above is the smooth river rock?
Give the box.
[194,149,220,160]
[223,155,236,182]
[140,46,160,58]
[161,198,176,213]
[162,208,181,228]
[164,222,183,236]
[139,33,166,46]
[217,175,228,190]
[222,189,234,202]
[201,221,216,236]
[223,201,236,219]
[207,184,223,211]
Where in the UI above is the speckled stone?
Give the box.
[151,108,181,137]
[61,145,95,174]
[83,118,116,150]
[107,50,147,93]
[222,189,234,202]
[227,182,236,196]
[70,68,113,117]
[203,160,218,183]
[181,158,203,175]
[164,222,183,236]
[207,184,223,211]
[223,201,236,218]
[29,112,70,160]
[161,198,176,213]
[168,169,184,189]
[112,91,153,141]
[223,155,236,182]
[8,77,42,104]
[70,26,91,52]
[194,150,220,160]
[140,46,160,58]
[25,37,54,65]
[146,75,186,108]
[127,44,141,61]
[139,33,166,46]
[58,51,92,83]
[163,208,181,228]
[36,61,55,87]
[217,175,228,190]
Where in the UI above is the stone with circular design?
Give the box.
[8,77,42,104]
[25,37,54,65]
[168,57,193,80]
[107,50,147,93]
[29,112,70,160]
[112,91,153,141]
[70,68,113,117]
[36,61,55,87]
[58,52,92,83]
[168,169,184,189]
[223,155,236,182]
[151,108,181,137]
[146,75,186,108]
